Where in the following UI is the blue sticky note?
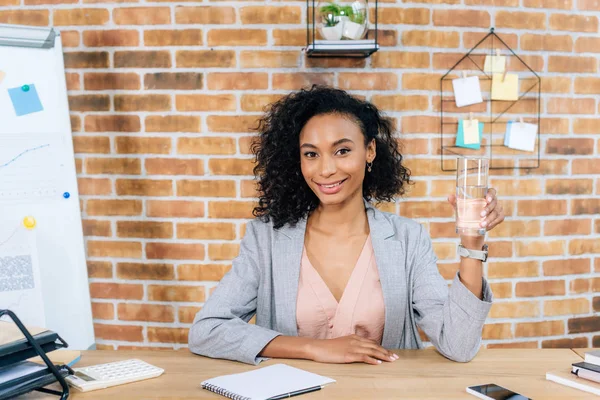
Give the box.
[8,84,43,116]
[456,120,484,149]
[504,121,513,146]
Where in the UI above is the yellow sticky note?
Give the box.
[491,73,519,101]
[484,55,506,73]
[0,71,5,84]
[463,119,480,145]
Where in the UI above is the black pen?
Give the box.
[267,385,322,400]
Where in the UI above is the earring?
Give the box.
[367,162,372,172]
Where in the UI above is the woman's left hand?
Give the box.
[447,188,505,241]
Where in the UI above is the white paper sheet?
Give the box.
[452,76,483,108]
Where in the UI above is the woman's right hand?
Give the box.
[306,335,398,365]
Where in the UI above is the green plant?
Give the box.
[320,2,341,27]
[350,11,365,24]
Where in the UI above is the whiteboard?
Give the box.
[0,25,94,350]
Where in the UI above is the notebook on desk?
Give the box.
[546,369,600,396]
[201,364,336,400]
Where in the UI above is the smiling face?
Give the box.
[299,113,376,207]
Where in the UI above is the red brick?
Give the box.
[547,138,594,155]
[115,137,171,155]
[575,77,600,94]
[575,36,600,53]
[90,283,143,300]
[542,337,589,349]
[496,11,546,29]
[145,158,204,176]
[85,116,140,132]
[207,73,268,90]
[144,29,202,46]
[489,301,539,319]
[94,324,142,342]
[175,6,235,24]
[515,321,564,337]
[178,306,202,323]
[91,302,114,320]
[78,178,112,195]
[545,179,593,195]
[402,30,459,48]
[178,264,231,281]
[116,179,173,196]
[64,52,109,68]
[371,95,428,111]
[54,8,109,25]
[338,73,398,91]
[176,50,235,68]
[488,261,538,279]
[114,94,171,112]
[118,304,174,323]
[83,29,139,46]
[208,201,255,219]
[240,6,301,24]
[117,262,174,280]
[82,219,111,237]
[177,180,236,197]
[573,159,600,174]
[206,115,259,133]
[523,0,572,8]
[87,241,142,258]
[84,158,141,175]
[114,51,171,68]
[550,13,598,32]
[208,30,267,46]
[177,223,236,240]
[84,73,140,90]
[543,258,591,276]
[371,52,429,69]
[117,221,173,239]
[146,200,204,218]
[178,137,235,155]
[545,298,590,316]
[148,285,205,302]
[144,72,202,90]
[0,10,48,26]
[87,261,112,278]
[272,73,334,90]
[517,200,567,216]
[572,198,600,215]
[272,29,304,46]
[175,94,235,112]
[433,9,489,27]
[521,33,573,52]
[146,243,205,260]
[568,316,600,333]
[145,116,201,133]
[73,136,110,153]
[544,219,592,236]
[86,200,142,218]
[113,7,170,25]
[482,323,513,340]
[549,56,597,73]
[516,240,565,257]
[148,327,188,344]
[516,280,565,297]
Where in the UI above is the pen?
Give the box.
[267,385,322,400]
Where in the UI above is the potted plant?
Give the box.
[341,2,367,40]
[319,2,343,41]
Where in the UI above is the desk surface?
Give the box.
[25,348,595,399]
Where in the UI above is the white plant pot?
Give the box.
[320,23,343,41]
[342,20,365,40]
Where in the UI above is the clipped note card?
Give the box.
[505,120,537,152]
[452,76,483,108]
[0,71,5,84]
[8,84,44,116]
[456,119,484,150]
[491,73,518,101]
[484,55,506,74]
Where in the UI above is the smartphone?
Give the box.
[466,383,532,400]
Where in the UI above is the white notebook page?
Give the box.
[201,364,336,400]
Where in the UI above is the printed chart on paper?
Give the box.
[0,222,45,326]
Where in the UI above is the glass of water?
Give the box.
[456,157,489,236]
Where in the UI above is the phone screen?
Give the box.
[469,384,531,400]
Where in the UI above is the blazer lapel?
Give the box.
[365,201,407,349]
[271,217,306,336]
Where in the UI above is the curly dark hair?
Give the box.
[251,85,411,229]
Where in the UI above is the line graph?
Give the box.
[0,144,50,170]
[0,135,63,202]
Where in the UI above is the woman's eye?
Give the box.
[336,148,350,155]
[304,152,317,158]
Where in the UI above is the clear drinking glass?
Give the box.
[456,157,489,236]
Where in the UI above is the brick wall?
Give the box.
[3,1,599,350]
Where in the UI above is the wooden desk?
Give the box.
[572,348,595,360]
[24,348,594,399]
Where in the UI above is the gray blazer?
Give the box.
[189,201,493,365]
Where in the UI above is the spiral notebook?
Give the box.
[201,364,336,400]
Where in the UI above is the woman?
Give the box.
[189,85,504,366]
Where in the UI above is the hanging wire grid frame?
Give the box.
[440,28,541,171]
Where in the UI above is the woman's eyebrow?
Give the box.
[300,138,354,149]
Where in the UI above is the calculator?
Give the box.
[65,359,164,392]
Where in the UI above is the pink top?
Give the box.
[296,235,385,344]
